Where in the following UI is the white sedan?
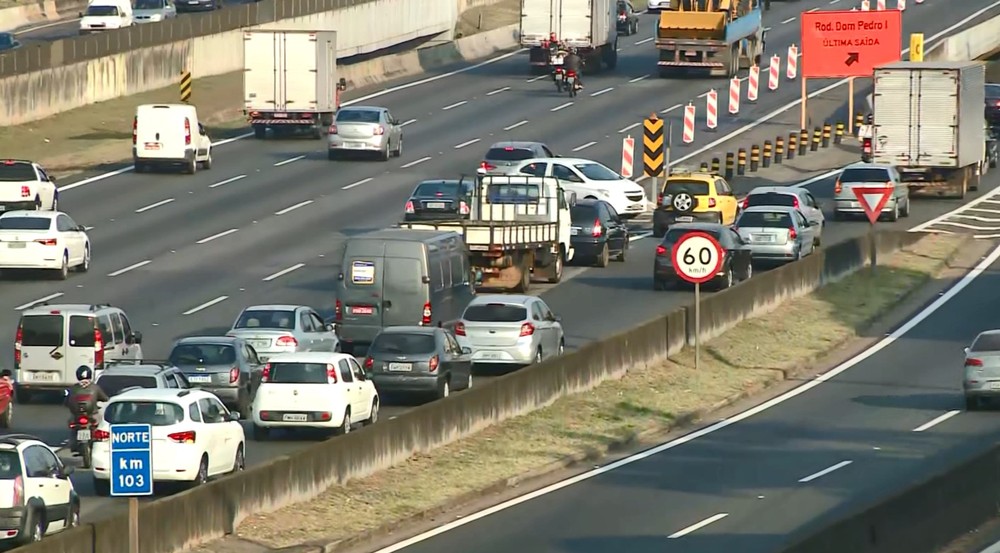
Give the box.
[647,0,670,11]
[0,211,90,279]
[511,157,648,218]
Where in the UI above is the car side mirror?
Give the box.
[75,225,86,232]
[78,11,83,17]
[49,177,56,184]
[61,465,74,477]
[461,347,472,355]
[324,322,335,331]
[228,411,241,421]
[130,331,143,345]
[964,347,970,355]
[550,315,561,323]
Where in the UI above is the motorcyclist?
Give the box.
[563,48,584,89]
[65,366,108,441]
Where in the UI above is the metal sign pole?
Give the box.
[848,77,855,134]
[800,77,807,130]
[694,282,701,371]
[129,498,139,553]
[869,222,877,273]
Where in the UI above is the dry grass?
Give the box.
[455,0,519,38]
[228,234,964,549]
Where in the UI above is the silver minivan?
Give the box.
[833,163,911,221]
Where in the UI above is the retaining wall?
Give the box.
[926,13,1000,62]
[0,0,86,32]
[12,230,922,553]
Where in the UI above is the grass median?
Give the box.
[221,233,966,550]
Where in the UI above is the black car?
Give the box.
[652,222,753,290]
[987,84,1000,124]
[0,33,19,52]
[570,199,629,267]
[616,1,639,35]
[403,178,475,221]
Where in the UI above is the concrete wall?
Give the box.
[926,14,1000,62]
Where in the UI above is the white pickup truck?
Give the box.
[398,176,575,292]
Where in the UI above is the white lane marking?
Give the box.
[400,119,418,127]
[16,293,64,311]
[274,155,305,167]
[263,263,305,282]
[667,513,729,539]
[911,186,1000,232]
[590,87,614,97]
[527,75,547,82]
[619,121,642,133]
[455,138,481,149]
[830,0,840,3]
[343,177,373,190]
[807,6,820,11]
[401,156,432,168]
[275,200,313,215]
[781,16,796,24]
[798,460,853,483]
[134,198,174,213]
[629,231,652,242]
[486,87,510,96]
[107,260,151,277]
[504,120,529,130]
[182,295,229,316]
[442,100,467,110]
[551,102,573,112]
[913,410,962,432]
[635,37,653,45]
[572,141,597,152]
[628,75,649,83]
[196,228,239,244]
[661,103,683,114]
[209,175,247,188]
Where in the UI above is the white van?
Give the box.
[133,104,214,174]
[79,0,133,34]
[14,304,143,403]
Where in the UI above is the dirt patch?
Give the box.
[197,234,966,551]
[455,0,519,38]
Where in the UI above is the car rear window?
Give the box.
[463,303,527,322]
[570,204,599,223]
[0,451,21,479]
[664,180,710,196]
[662,228,720,245]
[840,168,890,182]
[267,362,330,384]
[971,334,1000,352]
[487,183,540,203]
[68,315,95,347]
[747,192,796,207]
[737,211,793,227]
[413,181,461,197]
[104,401,184,426]
[97,375,159,397]
[485,147,534,161]
[336,110,380,123]
[0,162,35,182]
[370,333,437,355]
[234,310,296,329]
[986,84,1000,99]
[20,315,63,347]
[169,344,237,366]
[0,217,49,230]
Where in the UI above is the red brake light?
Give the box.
[504,146,515,151]
[276,335,298,347]
[12,476,22,506]
[167,431,196,444]
[93,429,110,442]
[262,363,271,382]
[14,326,21,368]
[94,327,104,369]
[567,70,577,77]
[77,416,90,425]
[480,161,496,171]
[459,201,470,215]
[229,367,239,383]
[373,126,385,136]
[132,117,137,145]
[405,201,415,214]
[966,358,984,367]
[428,355,439,372]
[741,197,749,210]
[334,299,343,321]
[326,363,338,382]
[788,228,797,239]
[519,323,535,337]
[454,322,466,336]
[329,124,338,134]
[834,180,842,194]
[655,245,667,256]
[184,117,191,146]
[421,302,432,325]
[20,186,29,198]
[592,218,603,237]
[792,196,800,208]
[363,357,373,369]
[34,239,56,246]
[1,160,12,165]
[707,197,717,208]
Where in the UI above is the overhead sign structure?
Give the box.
[671,231,724,284]
[800,10,902,78]
[110,424,153,496]
[852,186,894,225]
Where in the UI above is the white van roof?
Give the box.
[136,104,198,116]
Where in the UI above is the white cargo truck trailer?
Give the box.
[872,60,986,198]
[520,0,619,72]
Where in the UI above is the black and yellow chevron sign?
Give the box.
[643,115,665,177]
[179,70,192,103]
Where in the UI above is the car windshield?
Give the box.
[0,217,49,230]
[463,303,527,322]
[485,147,535,161]
[413,181,461,198]
[97,375,159,397]
[570,205,598,223]
[840,168,890,182]
[662,228,720,246]
[0,451,21,479]
[370,333,437,355]
[20,315,63,347]
[664,180,710,196]
[233,310,296,330]
[971,333,1000,352]
[169,344,237,366]
[336,110,380,123]
[0,162,35,182]
[747,192,797,207]
[267,362,330,384]
[104,401,185,426]
[85,5,119,15]
[134,0,163,8]
[737,211,793,228]
[574,163,620,181]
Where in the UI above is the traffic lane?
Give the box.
[14,20,79,42]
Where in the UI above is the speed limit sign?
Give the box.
[671,231,724,284]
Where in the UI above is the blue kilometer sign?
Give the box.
[110,424,154,496]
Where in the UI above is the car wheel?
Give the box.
[68,502,80,528]
[55,251,69,280]
[437,379,450,400]
[77,245,90,273]
[379,144,390,162]
[614,240,628,262]
[743,262,753,281]
[465,371,473,390]
[365,398,379,425]
[23,512,42,543]
[558,339,565,356]
[252,424,269,441]
[14,386,31,404]
[191,456,209,486]
[902,198,911,217]
[393,137,403,158]
[202,151,213,170]
[546,250,564,283]
[966,396,980,411]
[93,477,110,496]
[534,348,543,364]
[595,243,610,267]
[888,202,899,222]
[33,196,41,211]
[186,157,197,175]
[51,194,58,212]
[337,409,352,434]
[231,445,245,474]
[719,266,734,289]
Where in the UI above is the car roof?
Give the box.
[976,329,1000,337]
[339,106,384,112]
[843,162,892,170]
[265,352,356,364]
[242,304,304,312]
[110,388,204,402]
[379,326,437,335]
[0,159,34,166]
[740,205,799,214]
[21,303,116,316]
[469,294,533,306]
[747,186,803,196]
[0,434,49,451]
[0,210,56,219]
[487,141,547,150]
[664,222,727,233]
[515,157,601,166]
[98,365,172,376]
[174,336,239,346]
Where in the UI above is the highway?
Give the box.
[0,0,997,523]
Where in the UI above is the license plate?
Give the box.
[566,76,575,83]
[570,227,580,235]
[76,429,91,441]
[7,242,24,248]
[676,216,693,222]
[30,371,54,381]
[347,142,365,148]
[990,382,1000,390]
[282,413,307,422]
[388,362,412,371]
[752,234,774,242]
[426,202,446,209]
[248,339,270,349]
[352,306,374,315]
[187,375,212,383]
[479,351,503,360]
[144,142,161,150]
[273,113,287,118]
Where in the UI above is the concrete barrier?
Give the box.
[0,0,85,33]
[926,13,1000,62]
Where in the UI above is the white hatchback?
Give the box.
[0,160,58,212]
[251,352,379,440]
[91,388,246,495]
[0,211,90,279]
[511,157,648,219]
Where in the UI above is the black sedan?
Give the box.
[570,198,629,267]
[652,222,753,291]
[617,1,640,36]
[403,178,475,221]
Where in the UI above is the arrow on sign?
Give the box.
[844,52,859,66]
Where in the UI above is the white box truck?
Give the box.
[243,29,347,140]
[872,60,986,198]
[520,0,618,72]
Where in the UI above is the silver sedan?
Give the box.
[734,206,818,263]
[226,304,340,362]
[327,106,403,161]
[453,295,565,367]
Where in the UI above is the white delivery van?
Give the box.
[79,0,133,34]
[132,104,214,174]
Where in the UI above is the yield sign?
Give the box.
[852,186,894,224]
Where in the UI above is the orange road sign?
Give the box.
[800,9,901,78]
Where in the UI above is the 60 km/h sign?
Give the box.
[800,9,902,78]
[671,231,724,284]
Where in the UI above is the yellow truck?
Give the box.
[655,0,764,78]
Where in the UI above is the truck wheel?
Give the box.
[545,250,564,284]
[311,127,322,140]
[253,126,266,139]
[513,255,531,293]
[603,39,618,70]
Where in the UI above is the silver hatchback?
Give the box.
[454,295,565,367]
[133,0,177,22]
[226,304,340,362]
[735,206,818,263]
[833,163,910,221]
[328,106,403,161]
[963,330,1000,410]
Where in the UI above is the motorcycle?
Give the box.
[564,70,581,98]
[550,51,566,92]
[69,414,98,468]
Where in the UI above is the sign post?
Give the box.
[643,114,666,208]
[799,10,902,129]
[110,424,154,553]
[852,186,894,272]
[671,232,725,371]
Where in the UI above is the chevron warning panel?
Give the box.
[643,115,664,177]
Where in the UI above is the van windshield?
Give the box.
[85,5,120,16]
[97,375,158,397]
[267,363,329,384]
[104,401,184,426]
[20,315,63,347]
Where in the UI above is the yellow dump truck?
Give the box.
[655,0,764,78]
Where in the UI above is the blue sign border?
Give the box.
[109,423,154,496]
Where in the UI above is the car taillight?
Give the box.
[592,218,603,237]
[834,180,842,194]
[405,201,415,214]
[329,124,338,134]
[618,13,626,20]
[421,302,432,325]
[261,363,271,382]
[567,70,577,77]
[229,367,239,383]
[707,198,717,208]
[459,201,470,215]
[12,476,22,506]
[93,429,110,442]
[34,239,56,246]
[520,323,535,336]
[20,186,29,199]
[480,161,496,171]
[454,322,466,336]
[14,326,21,368]
[276,335,298,347]
[657,193,663,205]
[656,245,668,256]
[184,117,191,146]
[94,327,104,369]
[363,357,373,369]
[326,363,338,382]
[334,299,343,321]
[966,358,984,367]
[428,355,439,372]
[788,227,797,239]
[373,126,385,136]
[792,196,800,208]
[77,416,90,425]
[167,431,196,444]
[132,117,137,145]
[741,197,749,210]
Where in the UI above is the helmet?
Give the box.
[76,365,93,382]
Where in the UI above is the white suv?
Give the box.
[0,435,79,546]
[0,160,58,212]
[91,388,245,495]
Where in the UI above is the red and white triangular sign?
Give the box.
[852,186,894,224]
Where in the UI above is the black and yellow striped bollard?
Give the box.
[787,132,797,160]
[811,127,821,151]
[854,112,864,130]
[711,157,720,173]
[762,140,772,168]
[749,145,760,172]
[822,123,832,147]
[737,148,747,176]
[179,70,192,103]
[799,129,810,155]
[775,136,784,163]
[725,152,735,180]
[834,122,845,144]
[700,161,709,172]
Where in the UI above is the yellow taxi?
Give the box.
[652,172,740,237]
